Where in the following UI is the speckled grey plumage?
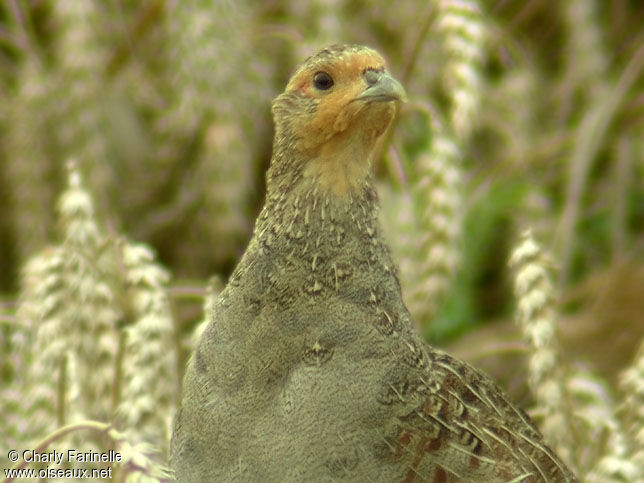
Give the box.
[171,44,576,482]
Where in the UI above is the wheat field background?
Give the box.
[1,1,643,481]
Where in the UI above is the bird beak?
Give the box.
[355,71,408,103]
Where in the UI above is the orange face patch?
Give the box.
[282,48,400,196]
[290,51,395,147]
[288,51,388,147]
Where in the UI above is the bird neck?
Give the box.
[231,158,399,299]
[257,168,381,254]
[267,119,379,198]
[217,149,406,353]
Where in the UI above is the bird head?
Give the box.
[271,45,407,196]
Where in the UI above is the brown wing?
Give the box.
[376,338,576,482]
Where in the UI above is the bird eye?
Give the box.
[313,71,334,90]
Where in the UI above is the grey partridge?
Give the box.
[171,44,576,482]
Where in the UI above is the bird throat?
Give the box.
[303,144,372,196]
[298,104,392,197]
